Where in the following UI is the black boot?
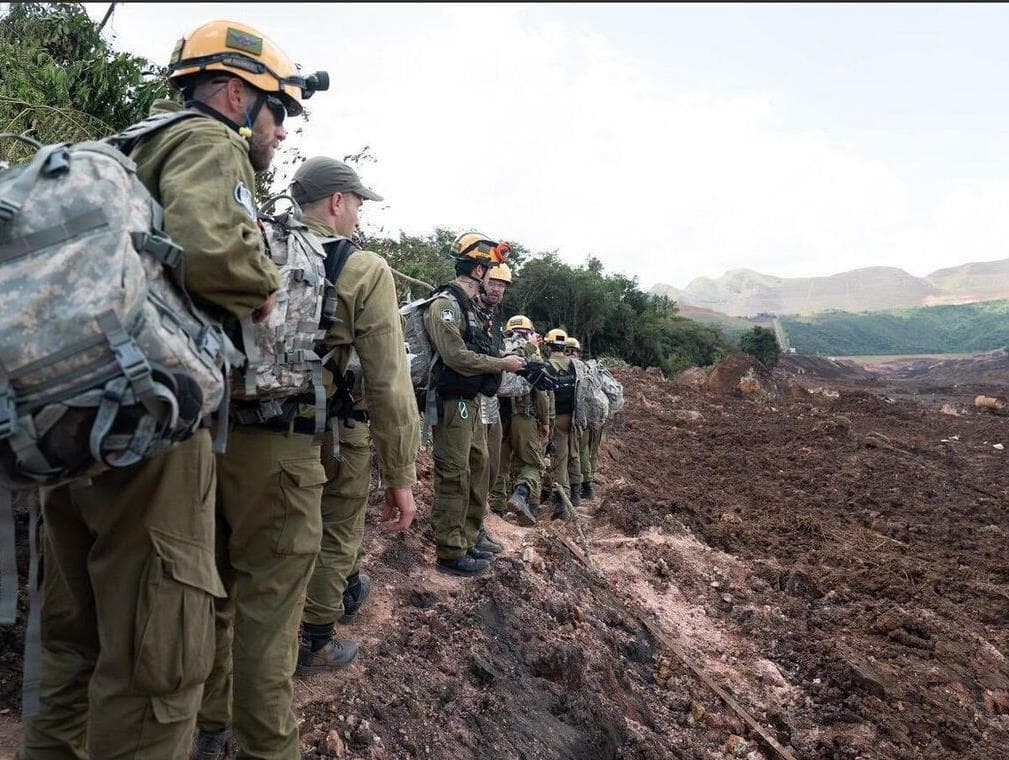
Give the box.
[339,572,371,625]
[192,726,231,760]
[475,528,503,553]
[507,483,537,526]
[581,481,595,500]
[436,555,490,577]
[551,490,572,521]
[467,546,495,561]
[570,484,582,509]
[296,622,359,675]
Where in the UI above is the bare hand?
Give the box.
[380,486,416,532]
[502,355,526,373]
[253,291,277,323]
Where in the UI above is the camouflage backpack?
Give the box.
[0,112,233,492]
[229,207,345,436]
[589,359,625,417]
[497,333,533,398]
[574,358,609,430]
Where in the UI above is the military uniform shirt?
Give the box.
[424,290,508,376]
[132,101,281,319]
[304,218,419,488]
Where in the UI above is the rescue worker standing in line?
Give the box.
[545,328,582,519]
[424,233,526,577]
[292,157,419,673]
[184,23,332,760]
[21,19,295,759]
[565,336,597,501]
[495,316,554,526]
[472,262,513,558]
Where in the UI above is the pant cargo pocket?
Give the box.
[133,528,225,695]
[275,457,326,555]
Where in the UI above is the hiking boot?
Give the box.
[339,572,371,625]
[192,726,231,760]
[570,485,582,508]
[507,483,537,526]
[467,546,495,561]
[296,637,359,675]
[581,481,596,500]
[551,491,572,521]
[475,529,503,554]
[435,555,490,577]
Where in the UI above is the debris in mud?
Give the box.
[3,358,1009,760]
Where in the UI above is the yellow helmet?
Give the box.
[167,20,329,116]
[565,337,581,352]
[487,262,512,284]
[506,315,533,331]
[451,231,512,265]
[545,328,568,347]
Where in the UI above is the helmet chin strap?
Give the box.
[185,89,267,141]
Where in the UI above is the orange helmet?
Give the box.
[451,231,511,265]
[167,20,328,116]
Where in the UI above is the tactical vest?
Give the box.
[435,283,501,400]
[552,359,577,415]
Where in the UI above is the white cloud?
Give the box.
[86,3,1008,290]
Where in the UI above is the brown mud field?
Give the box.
[2,355,1008,759]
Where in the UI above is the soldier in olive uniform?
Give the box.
[565,336,597,500]
[20,20,306,760]
[472,262,513,557]
[424,233,526,577]
[493,316,554,525]
[288,157,419,673]
[545,328,582,519]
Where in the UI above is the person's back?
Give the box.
[19,19,317,760]
[286,157,419,675]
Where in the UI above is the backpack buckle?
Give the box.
[112,340,151,384]
[0,198,21,223]
[0,390,15,440]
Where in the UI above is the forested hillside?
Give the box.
[781,299,1009,356]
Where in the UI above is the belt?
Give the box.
[291,409,369,435]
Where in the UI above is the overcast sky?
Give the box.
[84,3,1009,290]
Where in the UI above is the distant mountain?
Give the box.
[653,258,1009,316]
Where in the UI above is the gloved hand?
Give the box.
[519,359,557,392]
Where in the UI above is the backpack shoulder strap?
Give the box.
[320,237,359,287]
[105,111,208,156]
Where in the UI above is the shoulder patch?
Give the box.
[441,308,456,323]
[234,181,257,220]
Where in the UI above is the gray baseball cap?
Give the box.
[289,156,384,204]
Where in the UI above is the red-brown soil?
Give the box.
[2,358,1008,759]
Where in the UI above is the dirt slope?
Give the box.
[2,363,1008,759]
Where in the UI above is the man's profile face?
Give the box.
[483,277,507,305]
[248,91,287,172]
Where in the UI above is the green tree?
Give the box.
[739,326,781,367]
[0,2,171,164]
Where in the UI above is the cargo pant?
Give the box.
[550,413,578,494]
[490,403,545,509]
[485,418,502,509]
[303,419,372,626]
[568,424,589,490]
[432,397,488,561]
[197,425,325,760]
[584,425,603,483]
[21,431,222,760]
